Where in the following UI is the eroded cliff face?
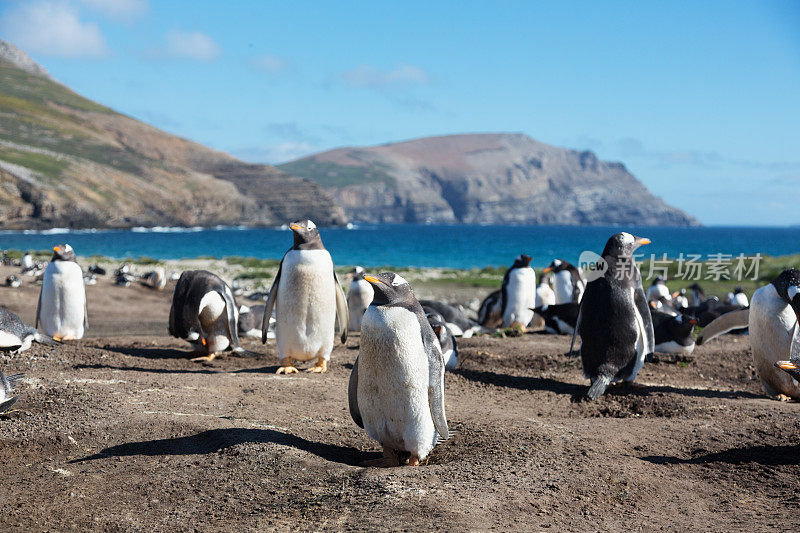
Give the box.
[0,41,346,230]
[280,133,700,226]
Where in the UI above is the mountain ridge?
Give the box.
[279,133,700,226]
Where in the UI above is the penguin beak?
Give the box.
[290,224,304,232]
[53,246,62,253]
[542,267,552,274]
[635,237,651,246]
[688,318,698,325]
[672,291,680,298]
[776,361,798,371]
[363,275,383,285]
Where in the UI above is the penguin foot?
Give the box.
[776,394,793,402]
[52,335,63,342]
[306,359,328,373]
[276,358,298,374]
[360,446,400,468]
[191,353,218,363]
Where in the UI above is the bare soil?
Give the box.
[0,273,799,531]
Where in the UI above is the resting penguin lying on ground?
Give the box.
[419,300,483,338]
[238,304,272,339]
[426,311,458,371]
[576,232,654,400]
[532,303,580,335]
[168,270,252,363]
[650,309,697,354]
[698,269,800,400]
[349,272,449,466]
[0,307,56,354]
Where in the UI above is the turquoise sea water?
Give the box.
[0,225,797,269]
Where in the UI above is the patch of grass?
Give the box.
[0,146,68,179]
[235,270,273,280]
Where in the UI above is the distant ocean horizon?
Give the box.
[1,224,798,269]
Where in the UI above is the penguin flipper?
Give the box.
[0,396,18,414]
[262,260,282,344]
[83,287,89,331]
[217,288,245,353]
[420,315,449,440]
[696,308,750,345]
[569,305,582,356]
[586,375,611,400]
[634,286,655,356]
[35,287,42,329]
[347,356,363,428]
[333,270,349,344]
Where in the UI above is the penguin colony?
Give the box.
[1,224,797,466]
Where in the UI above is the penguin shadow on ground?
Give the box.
[102,345,195,360]
[70,428,379,466]
[74,362,221,375]
[455,367,763,402]
[640,444,800,466]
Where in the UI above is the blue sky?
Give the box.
[0,0,798,226]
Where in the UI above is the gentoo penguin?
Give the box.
[419,300,483,338]
[0,307,56,353]
[672,288,689,310]
[35,244,88,341]
[533,303,580,335]
[426,311,458,371]
[0,369,23,413]
[168,270,250,362]
[730,287,749,307]
[697,269,800,399]
[261,220,348,374]
[646,276,671,303]
[543,259,585,304]
[238,304,269,339]
[687,283,707,307]
[530,273,557,329]
[20,252,34,272]
[142,267,167,291]
[500,254,536,328]
[348,272,448,466]
[477,289,503,328]
[5,275,20,288]
[577,233,654,400]
[347,266,374,332]
[650,310,697,354]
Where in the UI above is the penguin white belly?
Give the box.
[623,287,648,382]
[749,285,800,397]
[647,284,671,302]
[531,285,555,328]
[732,293,749,307]
[347,279,374,332]
[198,291,231,353]
[503,270,536,327]
[276,250,336,362]
[654,340,695,354]
[40,261,85,339]
[0,331,23,350]
[553,316,574,335]
[443,348,457,371]
[358,306,437,460]
[553,271,573,304]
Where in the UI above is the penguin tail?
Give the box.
[585,375,611,401]
[34,332,58,346]
[231,346,261,358]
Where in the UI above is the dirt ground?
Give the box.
[0,268,799,532]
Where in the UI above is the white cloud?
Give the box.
[79,0,148,20]
[253,54,288,74]
[232,142,318,165]
[342,63,429,89]
[149,30,221,61]
[0,0,109,58]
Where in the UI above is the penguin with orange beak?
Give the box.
[262,219,348,374]
[36,244,88,341]
[577,232,654,400]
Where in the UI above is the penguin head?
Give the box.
[733,286,743,294]
[601,232,650,259]
[542,259,563,274]
[363,272,412,305]
[772,269,800,319]
[350,266,366,279]
[511,254,533,269]
[670,313,697,338]
[289,219,321,249]
[426,312,449,345]
[52,244,76,262]
[652,275,665,285]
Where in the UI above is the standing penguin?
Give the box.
[168,270,250,362]
[531,273,557,328]
[348,272,448,466]
[262,220,348,374]
[543,259,585,304]
[730,287,749,307]
[0,307,56,353]
[577,233,654,400]
[698,269,800,400]
[501,254,536,328]
[36,244,88,341]
[347,266,374,332]
[646,276,672,303]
